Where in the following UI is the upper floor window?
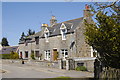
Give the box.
[44,28,49,42]
[35,37,39,45]
[60,23,67,40]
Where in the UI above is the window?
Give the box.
[35,51,39,57]
[44,50,50,60]
[44,33,49,42]
[61,29,66,40]
[35,37,39,45]
[25,51,28,58]
[44,28,49,42]
[60,23,67,40]
[61,49,68,59]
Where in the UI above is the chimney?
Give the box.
[41,23,48,31]
[84,4,91,17]
[50,16,57,27]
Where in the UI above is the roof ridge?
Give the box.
[63,17,83,23]
[52,17,83,27]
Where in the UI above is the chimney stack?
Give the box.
[50,16,57,27]
[41,23,48,31]
[84,4,91,17]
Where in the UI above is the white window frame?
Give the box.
[44,28,49,42]
[61,49,68,59]
[61,29,67,40]
[90,46,94,57]
[60,23,67,40]
[44,50,51,61]
[44,32,49,42]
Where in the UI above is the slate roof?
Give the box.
[19,17,83,43]
[50,17,83,36]
[0,46,19,54]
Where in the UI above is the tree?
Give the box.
[27,29,35,36]
[84,2,120,68]
[1,37,9,46]
[19,32,26,42]
[19,29,35,42]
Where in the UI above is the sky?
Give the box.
[2,1,119,46]
[2,2,96,46]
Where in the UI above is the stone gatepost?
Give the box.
[66,59,70,70]
[58,58,63,69]
[66,58,71,70]
[66,58,74,70]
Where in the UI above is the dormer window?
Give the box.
[35,37,39,45]
[60,23,67,40]
[44,28,49,42]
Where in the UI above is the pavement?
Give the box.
[1,61,94,78]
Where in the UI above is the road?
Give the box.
[1,63,94,78]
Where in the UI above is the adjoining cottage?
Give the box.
[0,46,19,54]
[19,5,95,61]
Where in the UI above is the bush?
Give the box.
[0,51,19,59]
[75,66,87,71]
[30,52,35,60]
[10,51,19,59]
[0,54,11,59]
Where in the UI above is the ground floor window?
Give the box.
[61,49,68,59]
[44,50,50,60]
[35,51,39,57]
[25,51,28,58]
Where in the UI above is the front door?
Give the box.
[53,49,58,61]
[20,52,22,59]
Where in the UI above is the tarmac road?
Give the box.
[1,62,94,78]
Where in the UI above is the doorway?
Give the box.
[20,52,22,59]
[53,49,58,61]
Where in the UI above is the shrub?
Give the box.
[75,66,87,71]
[30,52,35,60]
[10,51,19,59]
[0,51,19,59]
[0,54,11,59]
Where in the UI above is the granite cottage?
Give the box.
[19,5,95,64]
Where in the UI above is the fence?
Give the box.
[94,59,120,79]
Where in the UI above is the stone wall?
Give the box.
[39,33,76,61]
[58,57,95,72]
[2,59,59,69]
[74,57,95,72]
[19,42,36,59]
[18,17,93,61]
[75,21,93,57]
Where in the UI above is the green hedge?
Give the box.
[0,54,11,59]
[0,51,19,59]
[75,66,87,71]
